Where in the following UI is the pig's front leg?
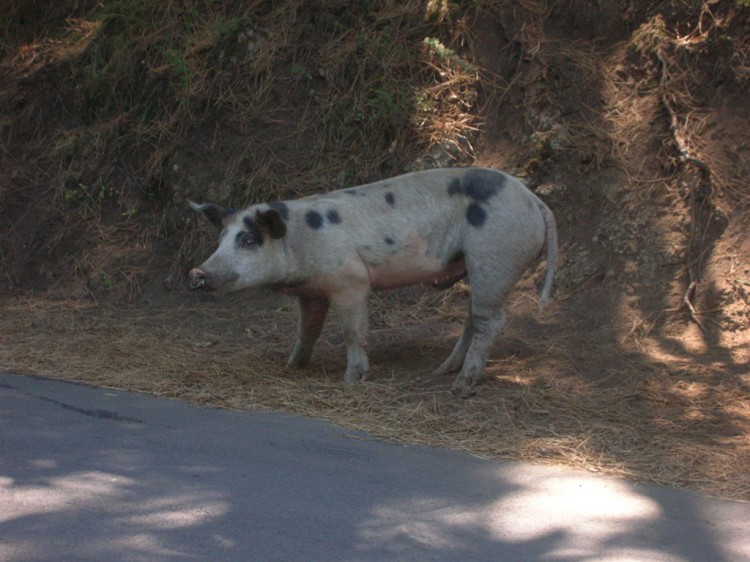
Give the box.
[287,295,329,368]
[330,291,370,383]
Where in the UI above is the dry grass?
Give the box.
[1,292,748,502]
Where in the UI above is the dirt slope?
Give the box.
[1,1,749,499]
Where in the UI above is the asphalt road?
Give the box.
[1,372,749,561]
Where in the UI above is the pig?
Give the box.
[188,167,557,396]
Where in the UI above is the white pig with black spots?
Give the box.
[189,167,557,396]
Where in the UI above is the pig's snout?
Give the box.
[188,267,209,290]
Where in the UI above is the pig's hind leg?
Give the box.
[447,258,515,396]
[450,304,507,397]
[433,301,474,377]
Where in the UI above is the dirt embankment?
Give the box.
[1,1,749,499]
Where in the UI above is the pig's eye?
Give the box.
[236,232,258,248]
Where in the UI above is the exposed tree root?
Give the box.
[682,279,705,332]
[656,49,711,180]
[656,47,712,332]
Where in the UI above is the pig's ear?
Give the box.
[188,201,235,230]
[255,208,287,239]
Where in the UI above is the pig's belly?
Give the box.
[367,254,466,290]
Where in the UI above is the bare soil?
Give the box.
[1,1,749,500]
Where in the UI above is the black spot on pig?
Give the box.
[326,209,341,224]
[305,210,324,230]
[255,208,287,239]
[447,178,462,197]
[384,192,396,206]
[267,201,290,220]
[464,170,504,202]
[344,189,362,196]
[448,170,505,202]
[241,216,265,246]
[466,203,487,227]
[384,237,395,245]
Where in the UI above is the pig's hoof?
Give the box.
[433,361,458,377]
[450,384,477,398]
[285,357,309,369]
[344,370,366,383]
[450,374,479,398]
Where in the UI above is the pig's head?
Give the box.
[188,201,288,292]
